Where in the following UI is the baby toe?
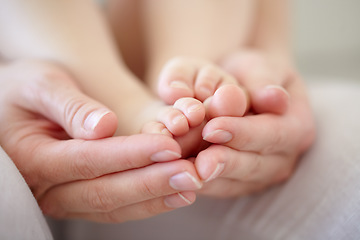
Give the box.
[157,107,190,136]
[173,97,206,128]
[194,65,223,101]
[157,58,197,104]
[141,121,173,137]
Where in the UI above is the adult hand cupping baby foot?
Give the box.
[144,53,315,198]
[142,56,249,158]
[0,60,202,222]
[194,51,316,197]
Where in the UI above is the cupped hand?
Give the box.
[194,51,316,197]
[0,60,201,222]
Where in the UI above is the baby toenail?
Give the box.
[170,81,191,90]
[172,115,185,125]
[188,104,202,113]
[199,86,212,96]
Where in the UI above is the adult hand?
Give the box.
[0,60,201,222]
[194,51,316,197]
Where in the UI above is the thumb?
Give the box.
[18,64,118,139]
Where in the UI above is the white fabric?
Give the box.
[0,147,53,240]
[1,80,360,240]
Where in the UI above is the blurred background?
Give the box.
[291,0,360,81]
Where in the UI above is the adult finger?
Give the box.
[66,191,196,223]
[202,114,296,153]
[28,134,183,186]
[39,160,202,217]
[195,145,295,187]
[203,85,315,153]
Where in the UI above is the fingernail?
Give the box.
[170,81,191,90]
[150,150,181,162]
[164,192,194,208]
[83,109,111,131]
[169,171,202,191]
[265,85,290,98]
[203,130,233,143]
[205,163,225,182]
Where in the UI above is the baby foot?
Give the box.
[141,97,207,158]
[157,57,249,118]
[143,57,250,158]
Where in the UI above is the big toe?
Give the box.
[205,85,249,119]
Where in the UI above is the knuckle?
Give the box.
[85,183,116,212]
[263,126,285,154]
[71,144,98,179]
[234,130,252,150]
[137,177,158,199]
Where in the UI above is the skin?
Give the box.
[0,0,316,222]
[121,0,315,197]
[0,61,202,222]
[197,54,315,196]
